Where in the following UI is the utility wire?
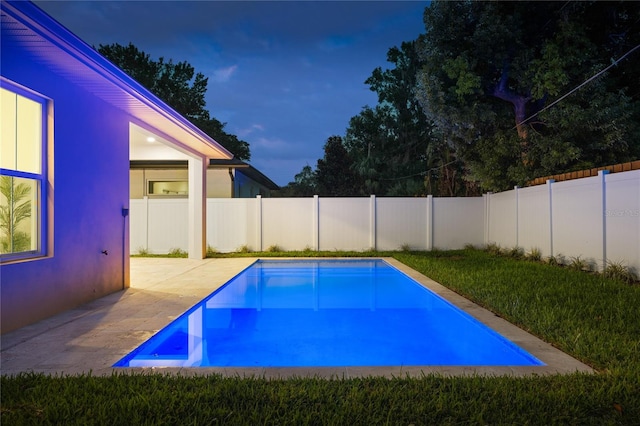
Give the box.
[380,159,458,181]
[514,43,640,130]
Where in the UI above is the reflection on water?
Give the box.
[115,260,543,367]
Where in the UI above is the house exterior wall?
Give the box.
[234,171,267,198]
[1,37,130,333]
[207,169,233,198]
[130,169,144,198]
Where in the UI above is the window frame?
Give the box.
[0,78,49,262]
[146,179,189,198]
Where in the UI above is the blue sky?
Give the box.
[35,1,430,186]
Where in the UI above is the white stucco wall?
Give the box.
[1,35,130,333]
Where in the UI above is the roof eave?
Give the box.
[2,0,234,160]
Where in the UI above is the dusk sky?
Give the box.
[34,1,430,186]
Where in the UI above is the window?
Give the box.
[0,80,47,259]
[148,180,188,196]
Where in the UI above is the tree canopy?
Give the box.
[278,1,640,196]
[344,41,434,196]
[316,136,361,196]
[98,43,251,160]
[415,0,640,190]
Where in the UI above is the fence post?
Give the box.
[484,192,492,247]
[600,170,610,271]
[256,195,262,252]
[143,196,149,253]
[514,186,520,248]
[426,195,433,250]
[370,195,376,251]
[547,179,555,258]
[313,195,319,251]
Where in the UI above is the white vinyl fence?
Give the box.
[131,195,484,254]
[130,169,639,274]
[485,169,639,273]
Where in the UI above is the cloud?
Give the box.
[236,124,265,138]
[212,65,238,83]
[254,136,290,152]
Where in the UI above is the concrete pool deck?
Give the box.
[1,257,593,378]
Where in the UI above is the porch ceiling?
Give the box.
[129,123,191,161]
[1,1,233,161]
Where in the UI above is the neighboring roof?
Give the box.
[209,159,280,190]
[130,160,280,190]
[1,1,232,160]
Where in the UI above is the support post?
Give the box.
[188,156,207,259]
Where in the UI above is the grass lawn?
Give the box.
[2,249,639,425]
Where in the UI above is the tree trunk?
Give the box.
[492,66,530,140]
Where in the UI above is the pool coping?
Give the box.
[0,257,594,378]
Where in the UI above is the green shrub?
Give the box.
[167,248,187,257]
[604,260,637,284]
[236,244,252,253]
[568,255,591,272]
[485,242,502,255]
[506,246,524,259]
[546,254,565,266]
[525,247,542,262]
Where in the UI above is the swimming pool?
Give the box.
[114,259,544,368]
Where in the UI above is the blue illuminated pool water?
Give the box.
[114,260,544,367]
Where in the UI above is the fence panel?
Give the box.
[552,175,604,268]
[262,197,315,251]
[605,170,640,273]
[318,198,370,251]
[207,198,257,253]
[376,198,429,251]
[433,197,484,250]
[486,190,517,248]
[129,198,148,254]
[147,199,188,254]
[517,184,552,257]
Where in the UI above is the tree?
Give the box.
[345,41,477,196]
[345,42,432,195]
[0,176,32,254]
[98,43,251,160]
[416,1,640,191]
[315,136,360,196]
[275,165,317,197]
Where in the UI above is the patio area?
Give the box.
[0,257,592,378]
